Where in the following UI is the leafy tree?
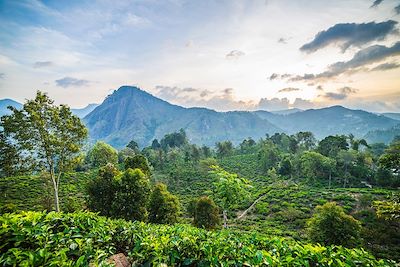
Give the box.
[379,140,400,175]
[216,141,234,157]
[126,139,140,153]
[86,141,118,167]
[210,166,250,228]
[124,155,151,177]
[295,131,316,151]
[278,155,293,177]
[118,147,136,163]
[112,168,151,221]
[87,163,120,217]
[307,202,361,247]
[1,91,87,211]
[201,145,212,158]
[337,150,357,187]
[317,135,348,157]
[239,138,256,153]
[149,183,180,224]
[160,129,188,150]
[191,196,220,229]
[300,151,335,184]
[258,141,280,172]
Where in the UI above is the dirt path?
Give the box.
[237,192,268,220]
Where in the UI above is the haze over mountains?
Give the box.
[1,86,400,148]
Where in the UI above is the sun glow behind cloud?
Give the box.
[0,0,399,112]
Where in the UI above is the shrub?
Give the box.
[193,196,221,230]
[307,202,361,247]
[149,183,180,224]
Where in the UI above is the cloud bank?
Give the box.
[300,20,398,53]
[55,77,90,88]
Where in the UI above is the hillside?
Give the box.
[364,124,400,144]
[254,106,398,139]
[84,86,282,148]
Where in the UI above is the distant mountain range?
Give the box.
[1,86,399,148]
[0,99,98,119]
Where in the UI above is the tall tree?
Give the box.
[1,91,87,211]
[210,166,250,228]
[216,141,234,158]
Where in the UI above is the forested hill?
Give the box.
[84,86,399,148]
[84,86,282,148]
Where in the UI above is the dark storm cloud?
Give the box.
[300,20,398,53]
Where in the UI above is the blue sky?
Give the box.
[0,0,399,112]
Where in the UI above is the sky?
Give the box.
[0,0,400,112]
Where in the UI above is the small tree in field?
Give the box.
[191,196,220,229]
[307,202,361,247]
[210,166,250,228]
[1,91,87,212]
[149,183,180,224]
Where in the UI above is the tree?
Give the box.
[278,155,293,177]
[1,91,87,211]
[149,183,180,224]
[299,151,335,184]
[307,202,361,247]
[112,168,151,221]
[191,196,220,229]
[124,155,151,177]
[317,135,348,157]
[86,141,118,167]
[126,139,140,152]
[337,150,357,187]
[118,147,136,164]
[216,141,234,157]
[87,163,120,217]
[258,141,280,172]
[379,140,400,175]
[160,129,188,150]
[210,166,250,228]
[295,131,316,151]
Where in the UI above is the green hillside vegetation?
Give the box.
[0,211,395,266]
[1,91,400,265]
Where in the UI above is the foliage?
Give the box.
[307,202,362,248]
[299,151,335,183]
[1,211,393,266]
[112,168,151,221]
[86,141,118,168]
[317,135,348,157]
[210,166,250,227]
[149,183,180,224]
[86,164,120,217]
[216,140,234,157]
[191,196,221,230]
[379,140,400,175]
[124,155,151,177]
[0,91,87,212]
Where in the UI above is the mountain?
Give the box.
[381,112,400,121]
[254,105,399,139]
[270,108,303,115]
[364,124,400,144]
[0,99,22,117]
[84,86,282,148]
[71,104,99,118]
[0,99,98,118]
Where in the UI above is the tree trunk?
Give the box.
[223,210,228,228]
[328,171,332,189]
[51,174,60,212]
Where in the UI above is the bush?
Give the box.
[149,183,180,224]
[193,196,221,230]
[0,211,393,266]
[307,202,361,247]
